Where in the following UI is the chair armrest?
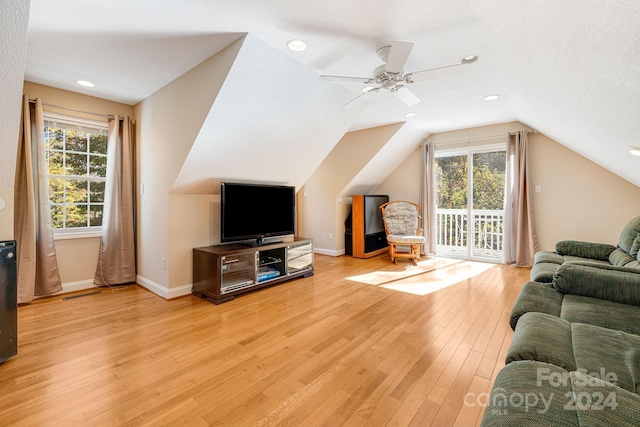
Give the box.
[555,240,617,261]
[552,263,640,306]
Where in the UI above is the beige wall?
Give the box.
[21,82,134,289]
[135,38,243,294]
[529,133,640,250]
[376,122,640,253]
[298,123,404,254]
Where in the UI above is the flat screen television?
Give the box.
[221,182,296,244]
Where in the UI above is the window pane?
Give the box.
[90,133,108,155]
[66,130,88,153]
[66,180,88,203]
[50,205,64,229]
[66,153,88,176]
[45,127,64,150]
[49,178,65,204]
[89,155,107,177]
[47,151,64,175]
[90,181,105,203]
[472,151,506,210]
[90,205,103,226]
[66,204,88,228]
[435,154,468,209]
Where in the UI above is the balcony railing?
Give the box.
[436,209,504,259]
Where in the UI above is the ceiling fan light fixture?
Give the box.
[362,86,377,93]
[76,80,96,88]
[461,55,479,64]
[484,94,500,101]
[630,145,640,156]
[404,112,416,118]
[286,39,307,52]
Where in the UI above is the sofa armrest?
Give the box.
[555,240,617,261]
[553,263,640,306]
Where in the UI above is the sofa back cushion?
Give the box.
[618,215,640,254]
[631,233,640,258]
[609,248,636,266]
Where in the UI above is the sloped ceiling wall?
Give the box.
[473,0,640,186]
[172,33,366,194]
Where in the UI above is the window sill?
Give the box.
[54,229,102,240]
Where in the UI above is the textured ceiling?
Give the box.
[20,0,640,187]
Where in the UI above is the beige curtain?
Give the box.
[94,116,136,286]
[14,96,62,303]
[503,131,538,266]
[420,141,437,255]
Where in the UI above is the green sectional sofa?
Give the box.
[480,250,640,425]
[530,216,640,283]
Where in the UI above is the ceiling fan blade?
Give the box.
[407,62,470,82]
[319,74,372,84]
[385,40,414,73]
[392,86,421,106]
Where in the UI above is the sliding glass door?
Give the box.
[435,146,506,261]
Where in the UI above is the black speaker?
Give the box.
[0,240,17,363]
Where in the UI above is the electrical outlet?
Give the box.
[328,232,333,240]
[161,257,166,269]
[535,185,542,193]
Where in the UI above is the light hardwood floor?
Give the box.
[0,254,530,426]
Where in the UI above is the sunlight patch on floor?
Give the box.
[346,258,495,296]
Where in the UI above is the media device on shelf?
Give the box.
[221,182,296,245]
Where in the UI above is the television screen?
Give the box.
[221,182,296,244]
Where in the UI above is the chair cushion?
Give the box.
[386,234,426,244]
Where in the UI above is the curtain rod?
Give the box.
[28,98,115,120]
[420,129,534,147]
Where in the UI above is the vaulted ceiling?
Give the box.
[12,0,640,187]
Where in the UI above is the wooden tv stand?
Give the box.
[192,237,314,304]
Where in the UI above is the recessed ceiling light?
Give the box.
[287,39,307,52]
[630,145,640,156]
[404,112,416,118]
[362,86,377,93]
[483,94,500,101]
[461,55,479,64]
[76,80,96,88]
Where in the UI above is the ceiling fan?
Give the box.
[320,40,478,107]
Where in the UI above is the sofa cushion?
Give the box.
[510,282,563,330]
[556,240,616,261]
[560,295,640,336]
[631,234,640,258]
[530,262,562,283]
[609,248,636,266]
[507,312,576,370]
[534,250,564,265]
[572,323,640,394]
[553,263,640,306]
[571,370,640,426]
[480,361,578,427]
[617,215,640,254]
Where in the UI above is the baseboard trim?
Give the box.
[61,279,97,293]
[314,247,345,257]
[136,275,193,300]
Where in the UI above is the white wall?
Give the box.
[0,0,30,241]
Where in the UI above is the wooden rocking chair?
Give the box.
[379,200,426,264]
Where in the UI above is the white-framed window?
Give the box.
[44,114,108,233]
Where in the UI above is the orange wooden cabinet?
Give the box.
[345,195,389,258]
